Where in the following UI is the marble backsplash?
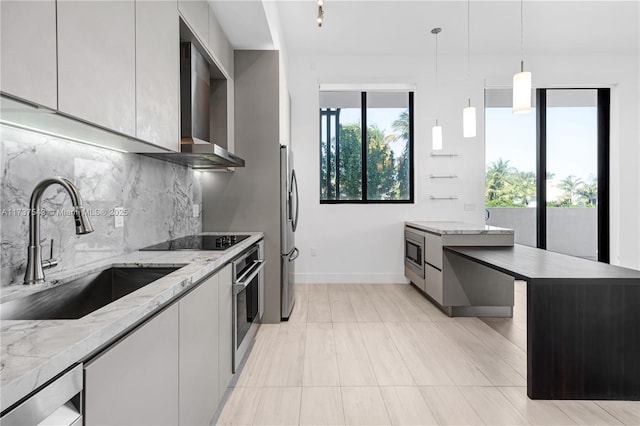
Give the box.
[1,125,202,286]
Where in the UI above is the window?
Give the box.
[319,91,414,203]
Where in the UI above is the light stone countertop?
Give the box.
[405,221,514,235]
[0,232,263,412]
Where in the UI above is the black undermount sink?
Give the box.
[1,266,181,320]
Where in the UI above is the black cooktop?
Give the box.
[140,234,250,251]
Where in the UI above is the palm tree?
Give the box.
[384,110,410,199]
[384,110,410,144]
[511,171,536,206]
[485,158,514,204]
[577,177,598,206]
[557,175,584,206]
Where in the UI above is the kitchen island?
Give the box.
[447,244,640,400]
[404,221,515,317]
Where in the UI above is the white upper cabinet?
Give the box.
[178,0,209,45]
[135,0,180,152]
[57,0,136,136]
[0,0,57,110]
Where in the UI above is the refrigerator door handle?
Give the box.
[289,247,300,261]
[290,169,299,231]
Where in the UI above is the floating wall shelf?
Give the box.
[429,174,458,179]
[429,195,459,200]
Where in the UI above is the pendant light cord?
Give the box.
[520,0,524,71]
[431,27,442,124]
[435,30,439,115]
[467,0,471,78]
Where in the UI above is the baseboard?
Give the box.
[294,273,409,284]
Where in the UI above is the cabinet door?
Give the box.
[218,263,234,397]
[57,0,136,136]
[84,304,179,425]
[178,0,208,44]
[136,0,180,152]
[425,233,443,269]
[0,0,57,109]
[179,272,220,425]
[425,263,443,305]
[208,4,233,76]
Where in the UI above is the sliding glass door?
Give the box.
[544,90,599,260]
[486,88,610,262]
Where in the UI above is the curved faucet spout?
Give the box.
[24,177,94,285]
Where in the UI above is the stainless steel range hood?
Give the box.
[145,42,244,169]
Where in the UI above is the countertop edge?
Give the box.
[405,221,515,235]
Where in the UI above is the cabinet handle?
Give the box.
[233,260,265,295]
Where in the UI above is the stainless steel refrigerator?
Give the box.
[280,145,299,319]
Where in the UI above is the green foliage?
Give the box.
[338,123,362,199]
[385,110,411,199]
[367,125,396,200]
[485,159,533,207]
[548,175,597,207]
[485,159,597,208]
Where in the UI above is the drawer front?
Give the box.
[425,263,443,305]
[425,233,443,269]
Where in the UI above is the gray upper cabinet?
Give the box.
[208,5,234,77]
[84,304,179,425]
[179,271,220,425]
[57,0,136,136]
[135,0,180,152]
[178,0,208,45]
[0,0,57,110]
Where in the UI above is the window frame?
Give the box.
[319,91,415,204]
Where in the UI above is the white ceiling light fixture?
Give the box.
[513,0,532,113]
[431,27,443,151]
[462,0,476,138]
[317,0,324,27]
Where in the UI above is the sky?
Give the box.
[485,106,598,182]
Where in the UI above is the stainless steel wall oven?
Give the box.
[232,240,265,372]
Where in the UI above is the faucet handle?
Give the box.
[42,238,59,270]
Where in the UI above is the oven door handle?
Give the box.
[233,260,265,295]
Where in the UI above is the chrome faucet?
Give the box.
[24,177,94,285]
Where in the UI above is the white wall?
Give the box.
[288,53,639,283]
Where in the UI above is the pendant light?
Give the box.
[431,27,443,151]
[513,0,531,113]
[317,0,324,27]
[462,0,476,138]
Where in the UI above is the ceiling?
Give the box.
[210,0,639,57]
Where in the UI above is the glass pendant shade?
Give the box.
[463,105,476,138]
[432,123,443,150]
[513,70,531,113]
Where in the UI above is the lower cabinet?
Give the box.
[84,264,234,425]
[218,264,234,398]
[84,304,179,425]
[424,263,443,305]
[179,271,220,425]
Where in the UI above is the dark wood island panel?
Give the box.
[444,244,640,400]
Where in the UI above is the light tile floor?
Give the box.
[217,282,639,425]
